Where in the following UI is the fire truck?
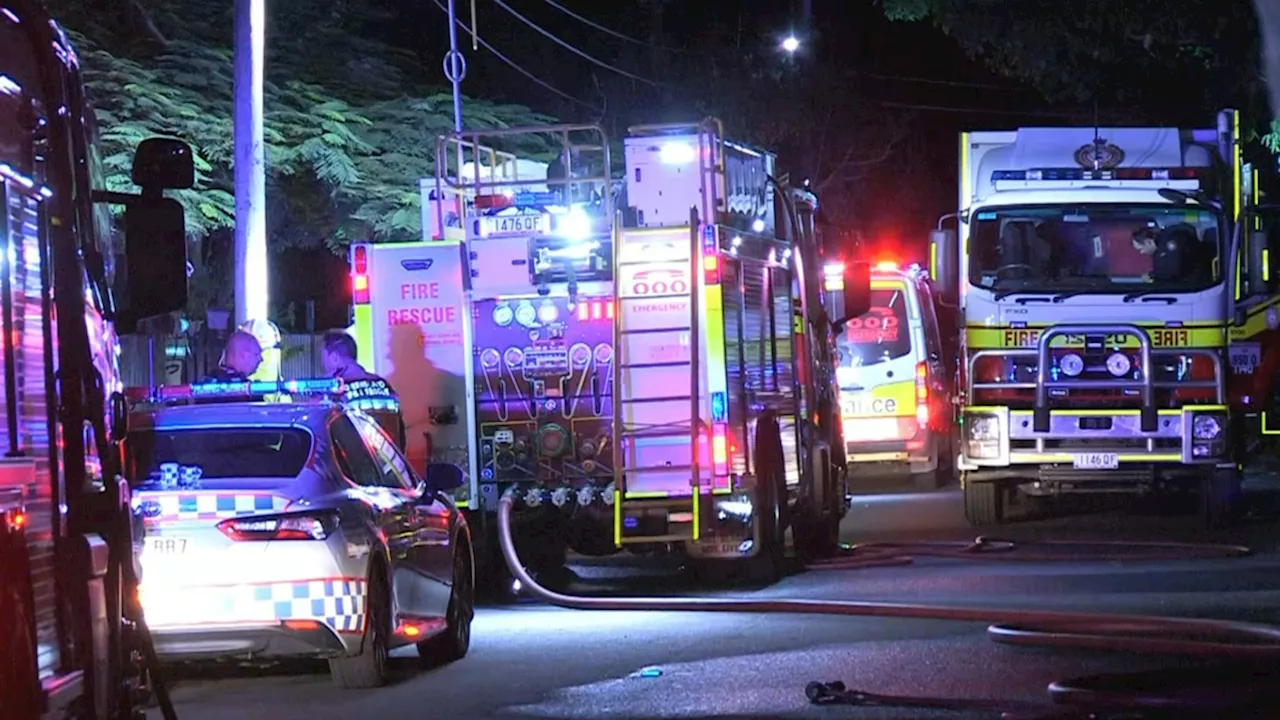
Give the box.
[0,3,193,717]
[929,110,1249,528]
[353,119,869,592]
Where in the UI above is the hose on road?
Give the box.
[496,495,1280,714]
[807,536,1252,571]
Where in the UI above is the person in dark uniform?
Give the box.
[320,330,407,451]
[202,330,262,383]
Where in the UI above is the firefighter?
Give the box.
[203,329,262,382]
[321,330,407,450]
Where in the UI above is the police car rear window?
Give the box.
[838,287,911,365]
[126,428,312,486]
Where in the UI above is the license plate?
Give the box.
[1072,453,1119,470]
[480,213,548,237]
[145,537,189,556]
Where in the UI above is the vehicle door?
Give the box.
[917,281,950,428]
[328,414,428,619]
[349,411,452,618]
[835,277,919,441]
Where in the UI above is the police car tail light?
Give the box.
[217,511,339,542]
[914,362,929,427]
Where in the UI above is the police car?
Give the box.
[124,379,474,689]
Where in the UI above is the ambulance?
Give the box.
[826,261,953,490]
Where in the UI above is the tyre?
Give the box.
[1199,467,1242,530]
[418,540,475,666]
[329,570,390,689]
[963,475,1003,527]
[741,420,787,585]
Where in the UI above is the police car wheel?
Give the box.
[418,540,474,665]
[329,571,390,689]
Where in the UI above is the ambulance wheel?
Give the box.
[963,474,1004,527]
[1199,467,1242,530]
[329,569,390,689]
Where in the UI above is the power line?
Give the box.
[537,0,691,52]
[870,98,1092,119]
[491,0,663,86]
[856,70,1020,90]
[429,0,602,112]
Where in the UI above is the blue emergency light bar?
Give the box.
[127,378,345,405]
[991,167,1207,182]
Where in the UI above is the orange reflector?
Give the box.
[283,619,320,631]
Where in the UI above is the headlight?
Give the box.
[1192,415,1223,440]
[968,415,1000,441]
[1106,352,1132,377]
[1059,352,1084,377]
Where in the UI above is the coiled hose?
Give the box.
[496,495,1280,713]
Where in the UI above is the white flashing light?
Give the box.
[1106,352,1132,378]
[1059,353,1084,377]
[781,36,800,53]
[659,142,696,165]
[558,204,592,242]
[751,218,766,233]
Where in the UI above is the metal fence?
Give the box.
[118,332,325,388]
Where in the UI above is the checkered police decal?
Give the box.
[253,578,368,633]
[140,491,291,526]
[143,577,368,633]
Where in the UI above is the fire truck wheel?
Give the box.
[329,568,390,689]
[1199,468,1242,530]
[963,475,1005,527]
[742,419,788,584]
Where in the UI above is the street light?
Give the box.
[781,35,800,53]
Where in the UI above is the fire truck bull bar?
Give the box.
[1032,324,1156,434]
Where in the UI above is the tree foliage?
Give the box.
[877,0,1265,125]
[54,0,559,253]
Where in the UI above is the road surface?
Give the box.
[150,482,1280,719]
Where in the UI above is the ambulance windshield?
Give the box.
[836,286,911,367]
[968,204,1223,294]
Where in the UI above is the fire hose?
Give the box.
[496,495,1280,715]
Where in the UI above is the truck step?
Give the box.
[619,326,693,335]
[618,429,695,439]
[618,361,693,371]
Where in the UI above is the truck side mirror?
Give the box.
[1249,230,1269,293]
[132,138,195,192]
[929,228,958,305]
[835,260,871,325]
[119,197,189,331]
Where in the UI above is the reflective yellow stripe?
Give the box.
[967,325,1225,349]
[353,304,374,371]
[841,379,915,419]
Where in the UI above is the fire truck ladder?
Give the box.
[611,119,726,545]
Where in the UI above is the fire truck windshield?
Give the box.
[968,203,1224,294]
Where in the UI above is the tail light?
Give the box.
[711,423,729,476]
[351,246,370,304]
[703,254,721,285]
[915,362,929,427]
[217,511,338,542]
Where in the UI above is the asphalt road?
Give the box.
[150,481,1280,720]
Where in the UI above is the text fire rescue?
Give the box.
[1002,328,1191,348]
[389,282,458,325]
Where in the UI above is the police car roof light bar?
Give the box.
[126,378,346,405]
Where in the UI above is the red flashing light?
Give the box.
[473,194,514,210]
[352,274,370,305]
[711,423,729,476]
[352,246,368,275]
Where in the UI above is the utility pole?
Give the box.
[444,0,466,132]
[234,0,268,326]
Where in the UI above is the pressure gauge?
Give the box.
[515,302,538,328]
[492,304,514,327]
